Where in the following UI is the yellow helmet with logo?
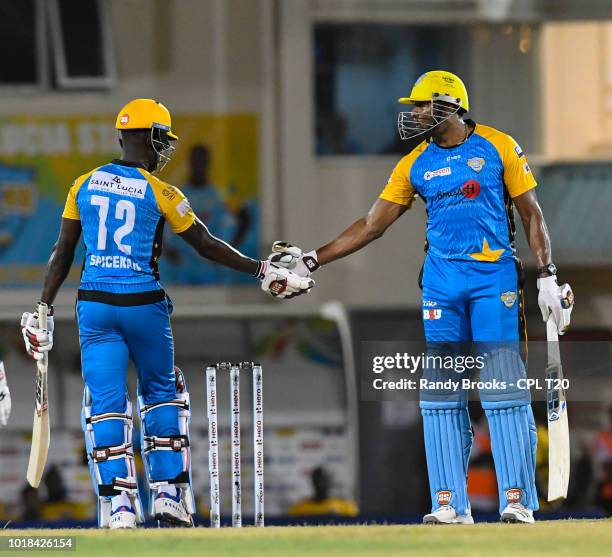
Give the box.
[115,98,178,140]
[399,70,469,112]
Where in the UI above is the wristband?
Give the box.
[302,251,320,273]
[253,260,267,280]
[537,263,557,278]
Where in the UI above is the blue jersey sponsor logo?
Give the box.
[409,133,513,260]
[467,157,485,173]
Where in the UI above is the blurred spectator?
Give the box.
[288,466,358,516]
[161,144,252,284]
[44,465,67,503]
[568,439,593,509]
[466,409,498,512]
[39,466,90,521]
[533,403,550,507]
[316,113,362,155]
[20,485,41,521]
[592,406,612,516]
[535,403,593,509]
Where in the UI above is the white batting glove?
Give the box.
[0,362,11,427]
[268,241,320,277]
[537,276,574,335]
[257,261,315,299]
[21,303,55,361]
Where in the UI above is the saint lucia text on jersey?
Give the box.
[88,172,147,199]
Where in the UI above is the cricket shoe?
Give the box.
[423,505,474,525]
[154,488,193,527]
[500,503,535,524]
[109,505,137,529]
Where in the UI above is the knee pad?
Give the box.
[478,346,530,406]
[484,403,538,513]
[420,344,470,407]
[82,387,144,527]
[420,403,472,515]
[138,366,195,516]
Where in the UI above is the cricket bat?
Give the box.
[26,304,50,488]
[546,316,570,501]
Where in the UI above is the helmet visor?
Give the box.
[151,125,176,173]
[397,99,460,141]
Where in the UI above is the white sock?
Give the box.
[110,492,132,512]
[158,484,177,497]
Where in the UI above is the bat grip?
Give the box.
[546,315,558,343]
[38,303,48,331]
[272,241,288,253]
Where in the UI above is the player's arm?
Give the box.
[316,199,408,265]
[22,180,83,361]
[269,155,415,274]
[179,218,259,275]
[500,137,553,271]
[22,217,80,362]
[153,180,260,275]
[513,189,551,269]
[502,138,573,333]
[180,218,313,297]
[40,218,82,305]
[155,181,314,297]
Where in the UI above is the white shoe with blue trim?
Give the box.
[154,487,193,526]
[423,505,474,525]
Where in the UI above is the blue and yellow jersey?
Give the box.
[379,122,536,262]
[63,161,196,293]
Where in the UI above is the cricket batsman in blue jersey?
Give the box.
[19,99,313,529]
[270,71,574,524]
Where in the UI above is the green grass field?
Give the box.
[3,521,612,557]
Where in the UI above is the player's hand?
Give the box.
[259,261,315,299]
[20,303,55,361]
[0,362,11,427]
[537,276,574,335]
[268,241,320,277]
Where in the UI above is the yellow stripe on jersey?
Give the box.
[138,169,196,234]
[379,140,427,207]
[62,168,99,221]
[474,124,537,198]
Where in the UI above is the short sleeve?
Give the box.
[152,182,196,233]
[502,136,537,198]
[379,157,417,207]
[62,182,81,220]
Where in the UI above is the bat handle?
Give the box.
[38,303,48,331]
[272,241,289,253]
[546,315,558,342]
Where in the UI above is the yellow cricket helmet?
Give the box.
[115,98,179,140]
[399,70,469,112]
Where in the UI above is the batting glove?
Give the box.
[268,241,320,277]
[537,276,574,335]
[256,261,315,299]
[21,302,55,361]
